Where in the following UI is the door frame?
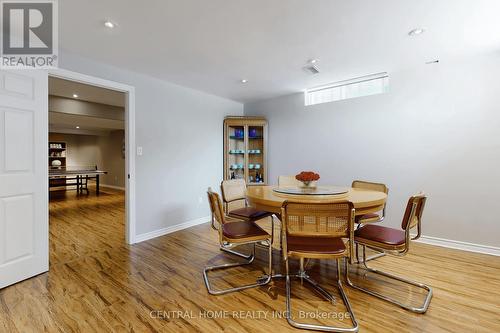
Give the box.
[48,68,137,244]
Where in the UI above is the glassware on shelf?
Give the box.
[235,128,244,138]
[229,149,245,154]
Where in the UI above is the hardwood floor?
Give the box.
[1,190,499,332]
[48,187,125,266]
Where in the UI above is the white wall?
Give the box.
[245,53,500,248]
[59,52,243,236]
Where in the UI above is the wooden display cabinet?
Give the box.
[49,141,67,188]
[49,141,67,168]
[223,117,268,185]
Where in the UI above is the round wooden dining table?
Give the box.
[246,185,387,217]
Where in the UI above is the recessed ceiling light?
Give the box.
[408,28,425,36]
[76,126,80,129]
[309,59,318,64]
[104,20,116,29]
[241,79,248,83]
[72,93,78,98]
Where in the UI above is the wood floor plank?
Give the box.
[0,189,499,332]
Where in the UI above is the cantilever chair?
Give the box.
[281,201,359,332]
[204,188,273,295]
[351,180,389,263]
[346,193,433,313]
[278,175,301,187]
[220,179,274,225]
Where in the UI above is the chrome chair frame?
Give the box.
[285,258,359,332]
[281,201,359,332]
[204,240,273,295]
[204,188,273,295]
[346,244,432,313]
[346,194,433,313]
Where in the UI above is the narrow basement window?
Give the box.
[305,72,389,106]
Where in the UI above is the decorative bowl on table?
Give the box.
[295,171,320,188]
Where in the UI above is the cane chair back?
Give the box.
[401,194,427,234]
[281,201,355,260]
[207,188,227,227]
[221,179,246,202]
[278,175,300,187]
[283,201,353,238]
[221,179,248,212]
[207,187,218,230]
[352,180,388,194]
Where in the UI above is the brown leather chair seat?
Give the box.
[355,224,405,246]
[222,221,268,239]
[287,236,346,254]
[228,207,273,220]
[355,212,380,223]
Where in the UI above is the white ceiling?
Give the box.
[59,0,500,103]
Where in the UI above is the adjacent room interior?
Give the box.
[0,1,499,332]
[48,77,126,265]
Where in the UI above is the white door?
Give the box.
[0,69,48,289]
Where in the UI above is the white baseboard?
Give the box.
[413,234,500,257]
[134,219,500,257]
[135,215,210,243]
[101,184,125,191]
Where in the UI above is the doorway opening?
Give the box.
[47,70,136,267]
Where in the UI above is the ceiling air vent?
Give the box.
[303,64,320,75]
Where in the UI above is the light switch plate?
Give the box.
[137,146,143,156]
